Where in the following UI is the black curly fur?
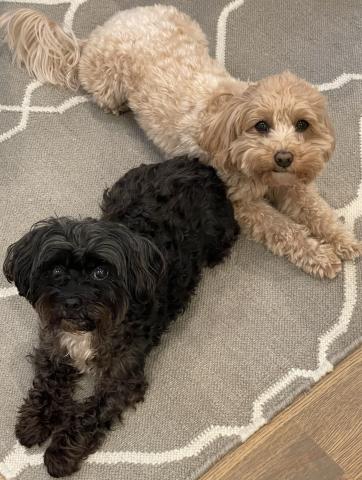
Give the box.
[3,158,239,477]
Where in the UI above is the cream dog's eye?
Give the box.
[92,266,109,281]
[295,119,309,132]
[254,121,270,133]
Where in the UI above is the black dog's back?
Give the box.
[102,157,239,334]
[102,158,239,265]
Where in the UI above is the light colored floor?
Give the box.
[201,346,362,480]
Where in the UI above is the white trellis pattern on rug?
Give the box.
[0,0,361,478]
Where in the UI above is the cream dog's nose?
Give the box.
[274,150,293,168]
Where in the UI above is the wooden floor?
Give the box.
[201,346,362,480]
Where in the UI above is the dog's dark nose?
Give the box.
[64,297,82,309]
[274,150,293,168]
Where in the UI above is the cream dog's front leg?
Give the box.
[271,184,362,261]
[233,197,342,278]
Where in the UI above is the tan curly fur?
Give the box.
[1,5,361,278]
[0,8,81,89]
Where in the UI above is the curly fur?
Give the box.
[0,8,81,89]
[3,158,239,477]
[1,4,361,277]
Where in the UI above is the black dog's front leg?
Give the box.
[44,359,147,477]
[16,346,79,448]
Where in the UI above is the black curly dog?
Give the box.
[3,158,239,477]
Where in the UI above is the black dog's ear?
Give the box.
[126,235,165,303]
[3,224,49,298]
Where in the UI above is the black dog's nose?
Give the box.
[64,297,82,309]
[274,150,293,168]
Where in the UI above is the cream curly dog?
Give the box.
[1,5,361,278]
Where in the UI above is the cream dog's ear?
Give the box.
[201,94,244,167]
[308,91,336,163]
[200,85,259,170]
[321,107,336,162]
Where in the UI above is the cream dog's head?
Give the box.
[202,71,335,186]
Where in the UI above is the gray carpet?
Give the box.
[0,1,361,479]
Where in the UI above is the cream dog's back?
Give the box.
[79,5,245,157]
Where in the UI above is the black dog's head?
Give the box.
[3,217,164,333]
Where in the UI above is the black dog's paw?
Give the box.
[16,408,51,448]
[44,445,81,478]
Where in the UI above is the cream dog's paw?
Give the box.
[332,238,362,261]
[299,240,342,279]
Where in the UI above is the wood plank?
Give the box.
[221,422,344,480]
[202,346,362,480]
[294,350,362,479]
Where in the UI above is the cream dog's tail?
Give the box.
[0,8,82,90]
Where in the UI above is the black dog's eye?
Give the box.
[255,121,270,133]
[52,265,65,277]
[92,266,108,281]
[295,119,309,132]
